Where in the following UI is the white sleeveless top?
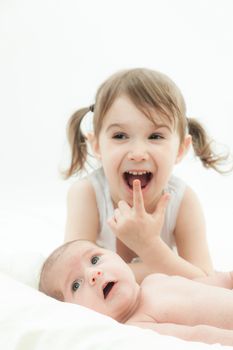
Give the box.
[88,167,186,252]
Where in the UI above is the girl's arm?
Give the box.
[108,180,212,282]
[194,271,233,289]
[129,236,209,283]
[64,178,99,243]
[127,321,233,346]
[174,186,213,275]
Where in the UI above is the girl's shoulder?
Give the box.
[67,168,108,207]
[67,175,96,204]
[65,176,100,242]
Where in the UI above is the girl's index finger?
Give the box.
[133,179,145,214]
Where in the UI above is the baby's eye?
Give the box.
[72,280,81,292]
[112,133,128,140]
[149,133,164,140]
[91,256,100,265]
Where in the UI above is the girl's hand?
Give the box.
[108,179,170,255]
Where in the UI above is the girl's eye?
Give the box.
[72,280,81,292]
[149,133,164,140]
[91,256,100,265]
[112,133,127,140]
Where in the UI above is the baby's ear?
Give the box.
[175,134,192,164]
[86,132,101,159]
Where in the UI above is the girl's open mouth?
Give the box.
[123,171,153,189]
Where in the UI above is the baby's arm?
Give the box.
[108,180,210,282]
[127,321,233,346]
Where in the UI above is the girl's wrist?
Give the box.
[136,236,163,261]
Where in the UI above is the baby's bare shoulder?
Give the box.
[138,274,195,324]
[140,274,173,303]
[141,273,171,287]
[129,274,179,324]
[141,273,192,297]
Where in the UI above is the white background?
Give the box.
[0,0,232,269]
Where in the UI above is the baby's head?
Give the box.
[39,239,139,322]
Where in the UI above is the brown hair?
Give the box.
[64,68,230,178]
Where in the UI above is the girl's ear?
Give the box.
[175,134,192,164]
[86,132,102,159]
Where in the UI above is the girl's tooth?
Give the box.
[126,171,151,175]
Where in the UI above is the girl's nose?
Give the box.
[88,269,102,285]
[127,144,149,162]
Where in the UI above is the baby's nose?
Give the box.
[88,269,102,285]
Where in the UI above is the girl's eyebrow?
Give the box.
[106,123,127,132]
[106,122,172,132]
[154,124,172,132]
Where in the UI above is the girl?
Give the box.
[63,68,229,283]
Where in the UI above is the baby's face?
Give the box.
[49,241,140,322]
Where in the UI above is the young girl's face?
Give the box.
[92,95,189,212]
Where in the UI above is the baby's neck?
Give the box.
[117,283,141,323]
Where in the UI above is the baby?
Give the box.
[39,239,233,346]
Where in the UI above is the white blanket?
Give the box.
[0,269,227,350]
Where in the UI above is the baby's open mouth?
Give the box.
[123,171,153,189]
[103,282,115,299]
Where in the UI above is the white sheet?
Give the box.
[0,271,227,350]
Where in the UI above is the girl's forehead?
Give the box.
[101,96,175,129]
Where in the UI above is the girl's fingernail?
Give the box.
[134,179,141,186]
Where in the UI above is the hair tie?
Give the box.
[89,104,95,112]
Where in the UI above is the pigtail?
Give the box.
[64,107,90,178]
[188,118,231,173]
